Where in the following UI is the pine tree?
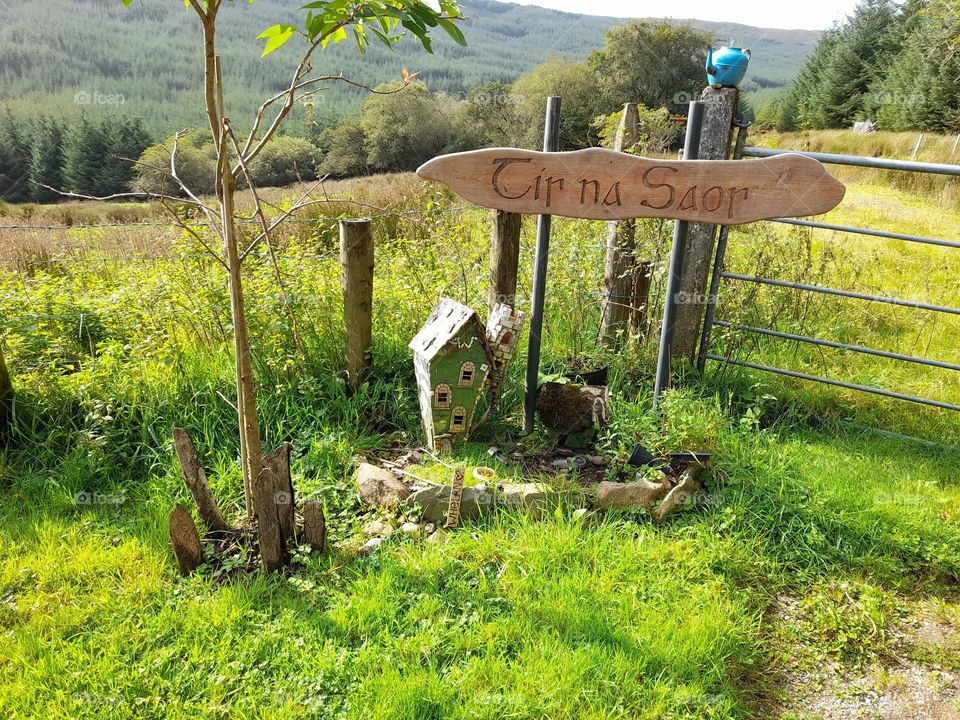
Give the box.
[99,116,152,196]
[30,117,66,203]
[63,117,110,196]
[0,110,32,203]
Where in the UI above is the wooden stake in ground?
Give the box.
[262,442,294,544]
[629,260,653,335]
[340,219,374,388]
[252,462,288,573]
[172,427,229,533]
[488,209,521,315]
[303,500,327,553]
[599,103,640,348]
[169,506,204,576]
[0,345,12,442]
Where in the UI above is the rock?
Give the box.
[853,120,877,133]
[573,507,590,520]
[400,522,421,537]
[423,522,437,535]
[498,482,559,517]
[359,537,385,555]
[406,483,495,524]
[355,463,411,507]
[426,528,449,544]
[593,476,671,511]
[591,456,608,467]
[653,469,705,524]
[363,518,394,538]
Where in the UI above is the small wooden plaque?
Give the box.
[417,147,844,224]
[445,468,465,529]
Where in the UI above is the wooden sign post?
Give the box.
[417,147,844,225]
[416,125,845,425]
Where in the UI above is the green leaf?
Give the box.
[437,18,466,46]
[257,24,296,57]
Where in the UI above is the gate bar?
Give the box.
[712,320,960,372]
[742,146,960,176]
[721,272,960,316]
[704,354,960,412]
[766,218,960,251]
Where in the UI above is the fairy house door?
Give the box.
[409,298,491,450]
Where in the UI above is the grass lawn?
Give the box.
[0,157,959,718]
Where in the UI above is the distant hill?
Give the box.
[0,0,819,134]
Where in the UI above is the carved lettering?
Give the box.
[640,166,678,210]
[580,179,600,204]
[546,177,565,208]
[491,158,532,200]
[677,185,698,211]
[602,182,622,207]
[702,186,723,212]
[727,187,750,219]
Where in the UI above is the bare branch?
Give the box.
[225,123,307,355]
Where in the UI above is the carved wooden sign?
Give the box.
[445,468,465,529]
[417,147,845,224]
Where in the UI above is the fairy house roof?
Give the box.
[409,297,489,361]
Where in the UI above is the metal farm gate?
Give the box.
[696,146,960,415]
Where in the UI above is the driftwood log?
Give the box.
[169,506,204,576]
[172,427,229,533]
[535,382,610,433]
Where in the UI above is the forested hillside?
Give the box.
[764,0,960,132]
[0,0,817,135]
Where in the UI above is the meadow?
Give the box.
[0,130,958,718]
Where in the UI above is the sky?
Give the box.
[503,0,862,30]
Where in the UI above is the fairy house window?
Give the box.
[458,362,476,388]
[450,406,467,432]
[409,298,493,451]
[434,383,452,409]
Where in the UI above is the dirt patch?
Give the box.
[773,599,960,720]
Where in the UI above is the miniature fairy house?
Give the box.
[410,298,492,450]
[484,303,525,403]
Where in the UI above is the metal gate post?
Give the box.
[523,96,561,433]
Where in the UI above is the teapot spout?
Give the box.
[705,46,716,76]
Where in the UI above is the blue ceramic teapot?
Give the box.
[705,46,751,87]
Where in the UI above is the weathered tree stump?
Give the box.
[169,506,204,576]
[263,442,294,544]
[172,427,229,533]
[252,463,288,573]
[303,500,327,553]
[535,382,610,433]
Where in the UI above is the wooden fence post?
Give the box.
[488,210,521,315]
[0,345,12,442]
[599,103,640,348]
[672,87,738,361]
[340,220,374,387]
